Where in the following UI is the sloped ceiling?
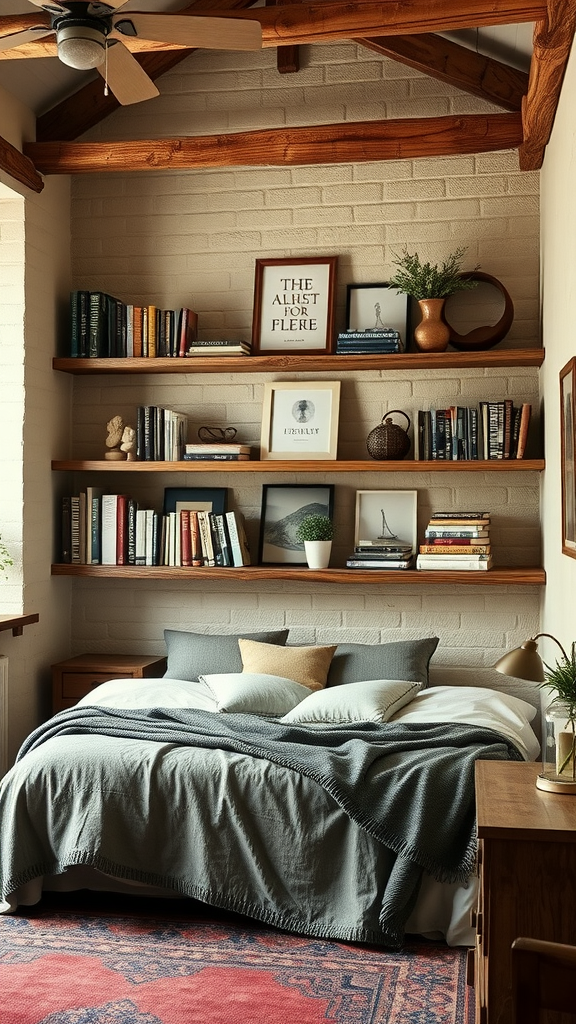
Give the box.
[0,0,574,195]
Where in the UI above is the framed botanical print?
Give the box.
[251,256,338,354]
[560,358,576,558]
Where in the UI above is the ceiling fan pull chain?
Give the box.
[103,39,109,96]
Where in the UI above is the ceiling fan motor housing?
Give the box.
[54,12,111,70]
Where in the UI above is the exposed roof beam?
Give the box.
[0,0,546,59]
[519,0,576,169]
[0,132,43,192]
[357,34,529,111]
[25,113,523,174]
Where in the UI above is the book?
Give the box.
[225,511,251,566]
[186,345,250,356]
[419,544,491,554]
[516,403,532,459]
[196,510,216,566]
[338,331,401,340]
[70,495,81,563]
[78,492,87,564]
[346,557,414,569]
[425,536,490,546]
[177,308,199,357]
[180,509,192,566]
[183,453,251,461]
[145,509,156,566]
[424,527,490,538]
[101,494,118,565]
[416,554,493,570]
[430,512,490,521]
[190,511,203,566]
[353,546,413,558]
[184,443,251,455]
[127,498,137,565]
[135,509,146,565]
[85,486,102,565]
[70,290,90,357]
[211,513,232,566]
[116,494,130,565]
[61,496,72,563]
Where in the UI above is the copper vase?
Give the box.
[414,298,450,352]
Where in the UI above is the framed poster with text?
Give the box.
[251,256,338,355]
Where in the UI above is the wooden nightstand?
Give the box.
[51,654,167,713]
[473,760,576,1024]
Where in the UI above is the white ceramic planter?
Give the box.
[304,539,332,569]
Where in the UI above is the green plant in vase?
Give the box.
[387,245,480,352]
[541,641,576,782]
[296,515,334,570]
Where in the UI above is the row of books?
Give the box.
[70,291,200,358]
[414,402,532,461]
[416,512,493,571]
[134,407,188,462]
[61,491,251,567]
[336,330,403,354]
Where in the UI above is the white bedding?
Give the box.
[65,675,539,946]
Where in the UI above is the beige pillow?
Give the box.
[239,639,337,692]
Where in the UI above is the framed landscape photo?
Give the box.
[560,358,576,558]
[354,490,417,553]
[345,283,409,349]
[163,487,227,516]
[258,483,335,565]
[260,380,340,461]
[252,256,338,355]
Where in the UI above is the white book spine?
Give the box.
[101,494,118,565]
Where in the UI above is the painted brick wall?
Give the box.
[68,43,542,679]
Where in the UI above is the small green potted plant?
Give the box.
[387,245,480,352]
[296,514,334,569]
[540,641,576,788]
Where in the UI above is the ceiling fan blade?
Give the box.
[97,39,159,105]
[0,26,53,52]
[113,13,262,52]
[26,0,71,12]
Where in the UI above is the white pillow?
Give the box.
[280,678,420,725]
[391,685,540,761]
[77,677,218,712]
[199,672,311,715]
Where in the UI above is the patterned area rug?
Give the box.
[0,895,473,1024]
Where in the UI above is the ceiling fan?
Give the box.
[0,0,262,105]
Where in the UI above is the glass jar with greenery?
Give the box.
[539,641,576,793]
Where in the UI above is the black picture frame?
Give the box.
[163,487,227,516]
[258,484,335,565]
[345,282,410,349]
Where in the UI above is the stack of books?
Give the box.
[183,443,251,462]
[185,340,251,357]
[346,541,415,570]
[336,330,403,354]
[416,512,492,571]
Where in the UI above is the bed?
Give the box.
[0,631,541,950]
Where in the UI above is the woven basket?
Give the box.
[366,410,411,460]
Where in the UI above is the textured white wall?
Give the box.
[66,43,542,683]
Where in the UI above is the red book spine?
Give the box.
[116,494,130,565]
[180,509,192,567]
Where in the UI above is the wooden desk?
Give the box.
[473,760,576,1024]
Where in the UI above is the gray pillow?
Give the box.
[164,629,289,682]
[326,637,439,689]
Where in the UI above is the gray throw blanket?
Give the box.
[18,706,522,890]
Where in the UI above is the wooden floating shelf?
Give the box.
[52,349,545,375]
[52,459,545,473]
[51,565,545,585]
[0,613,39,636]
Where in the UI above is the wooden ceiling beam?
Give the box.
[357,34,529,111]
[0,0,546,60]
[0,133,44,193]
[24,112,523,173]
[519,0,576,169]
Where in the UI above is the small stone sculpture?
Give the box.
[105,414,127,461]
[120,424,137,461]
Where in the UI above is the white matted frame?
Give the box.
[260,380,341,461]
[252,256,338,354]
[354,490,418,553]
[346,283,409,348]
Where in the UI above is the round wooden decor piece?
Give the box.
[444,272,514,351]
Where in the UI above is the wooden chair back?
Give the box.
[512,937,576,1023]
